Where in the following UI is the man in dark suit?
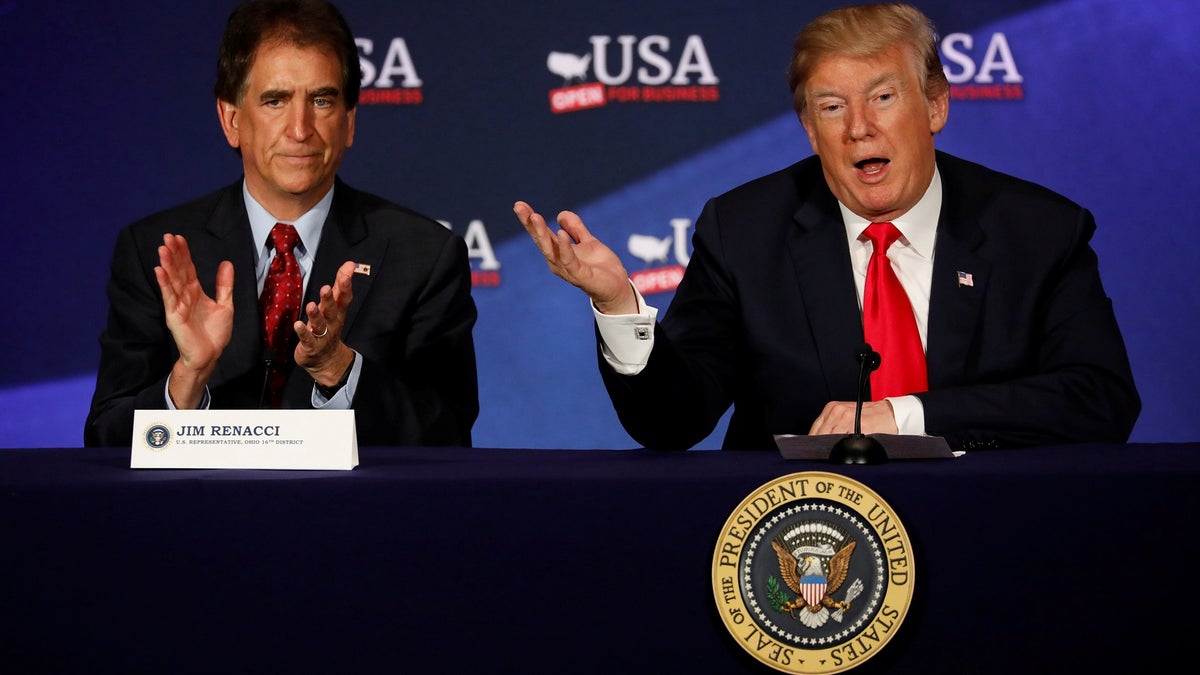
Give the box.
[513,2,1138,451]
[86,0,477,447]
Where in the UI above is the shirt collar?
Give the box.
[839,167,942,259]
[243,182,335,263]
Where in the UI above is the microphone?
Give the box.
[852,344,881,434]
[829,342,888,464]
[259,348,276,409]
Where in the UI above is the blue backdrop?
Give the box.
[2,0,1196,448]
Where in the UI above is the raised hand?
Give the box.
[154,233,234,408]
[514,201,638,315]
[294,259,356,387]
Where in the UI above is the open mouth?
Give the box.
[855,158,890,175]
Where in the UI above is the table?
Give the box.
[2,443,1196,673]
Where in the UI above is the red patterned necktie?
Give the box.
[862,222,927,400]
[260,222,302,408]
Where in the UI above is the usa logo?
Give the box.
[437,218,502,288]
[356,37,424,105]
[626,218,692,295]
[712,472,914,673]
[545,35,720,113]
[940,31,1025,101]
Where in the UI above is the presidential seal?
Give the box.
[712,472,914,673]
[142,424,171,450]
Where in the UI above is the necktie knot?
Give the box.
[269,222,300,255]
[864,221,901,253]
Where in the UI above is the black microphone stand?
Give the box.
[829,343,888,465]
[259,348,276,409]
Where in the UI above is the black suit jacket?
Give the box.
[85,178,478,447]
[601,151,1140,451]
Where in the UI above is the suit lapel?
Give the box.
[926,160,989,388]
[205,183,263,382]
[787,189,864,396]
[305,180,383,335]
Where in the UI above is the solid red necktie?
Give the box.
[260,222,302,408]
[862,222,927,400]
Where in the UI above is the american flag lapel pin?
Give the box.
[354,263,372,276]
[956,271,974,287]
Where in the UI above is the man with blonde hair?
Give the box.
[515,3,1138,451]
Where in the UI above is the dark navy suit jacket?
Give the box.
[86,178,478,447]
[601,152,1139,451]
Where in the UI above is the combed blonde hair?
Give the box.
[786,3,949,117]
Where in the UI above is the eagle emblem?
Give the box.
[768,522,864,629]
[713,472,915,672]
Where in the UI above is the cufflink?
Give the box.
[635,326,651,340]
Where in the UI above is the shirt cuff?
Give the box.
[164,377,210,410]
[312,351,362,408]
[594,284,658,376]
[887,394,926,436]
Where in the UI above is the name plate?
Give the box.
[131,409,359,470]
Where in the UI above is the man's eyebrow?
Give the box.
[309,86,341,99]
[865,71,901,91]
[809,87,844,99]
[810,72,903,100]
[259,88,293,102]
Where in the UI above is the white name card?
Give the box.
[131,409,358,470]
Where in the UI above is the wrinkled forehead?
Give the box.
[799,46,924,109]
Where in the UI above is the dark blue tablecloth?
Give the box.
[2,443,1196,673]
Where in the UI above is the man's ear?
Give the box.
[217,99,241,148]
[928,89,949,135]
